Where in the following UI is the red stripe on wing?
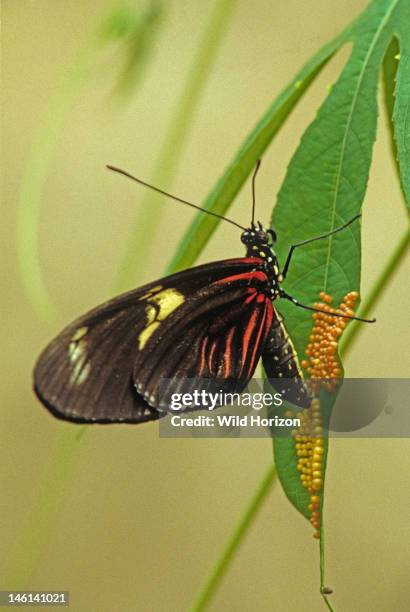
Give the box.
[244,288,258,304]
[248,299,272,374]
[199,335,209,376]
[225,257,263,266]
[240,308,259,376]
[223,327,236,378]
[239,296,273,378]
[208,339,218,374]
[213,269,267,286]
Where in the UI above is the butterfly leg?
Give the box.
[281,214,361,280]
[280,291,375,323]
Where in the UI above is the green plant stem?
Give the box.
[318,441,335,612]
[115,0,238,292]
[191,228,409,610]
[16,50,93,322]
[2,429,86,587]
[190,464,277,612]
[339,226,410,358]
[17,3,162,322]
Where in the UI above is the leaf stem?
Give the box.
[319,441,335,612]
[190,465,277,612]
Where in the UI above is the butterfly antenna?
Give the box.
[251,159,262,226]
[106,165,246,231]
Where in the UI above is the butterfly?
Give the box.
[33,161,375,424]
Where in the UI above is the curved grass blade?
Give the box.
[2,428,87,587]
[339,226,410,356]
[190,465,277,612]
[16,57,91,322]
[166,32,350,274]
[115,0,239,291]
[16,1,162,321]
[103,1,163,99]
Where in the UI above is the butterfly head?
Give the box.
[240,222,277,249]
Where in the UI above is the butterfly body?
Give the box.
[240,223,282,298]
[34,221,311,425]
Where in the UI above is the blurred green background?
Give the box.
[2,1,409,610]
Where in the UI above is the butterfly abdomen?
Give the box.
[262,308,311,408]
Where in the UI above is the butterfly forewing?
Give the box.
[34,257,270,423]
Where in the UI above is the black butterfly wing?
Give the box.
[132,266,275,409]
[33,257,267,423]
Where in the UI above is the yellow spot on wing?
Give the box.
[138,285,163,301]
[138,288,185,349]
[70,360,90,385]
[144,304,157,326]
[71,326,88,341]
[138,321,161,349]
[68,327,90,385]
[150,288,185,316]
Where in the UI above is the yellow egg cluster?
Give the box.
[293,290,359,538]
[301,291,359,394]
[291,398,324,539]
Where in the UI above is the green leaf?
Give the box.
[272,0,410,520]
[273,437,311,519]
[166,32,348,274]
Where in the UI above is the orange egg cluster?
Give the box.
[301,291,359,393]
[295,290,359,538]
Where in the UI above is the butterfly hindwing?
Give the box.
[33,257,269,423]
